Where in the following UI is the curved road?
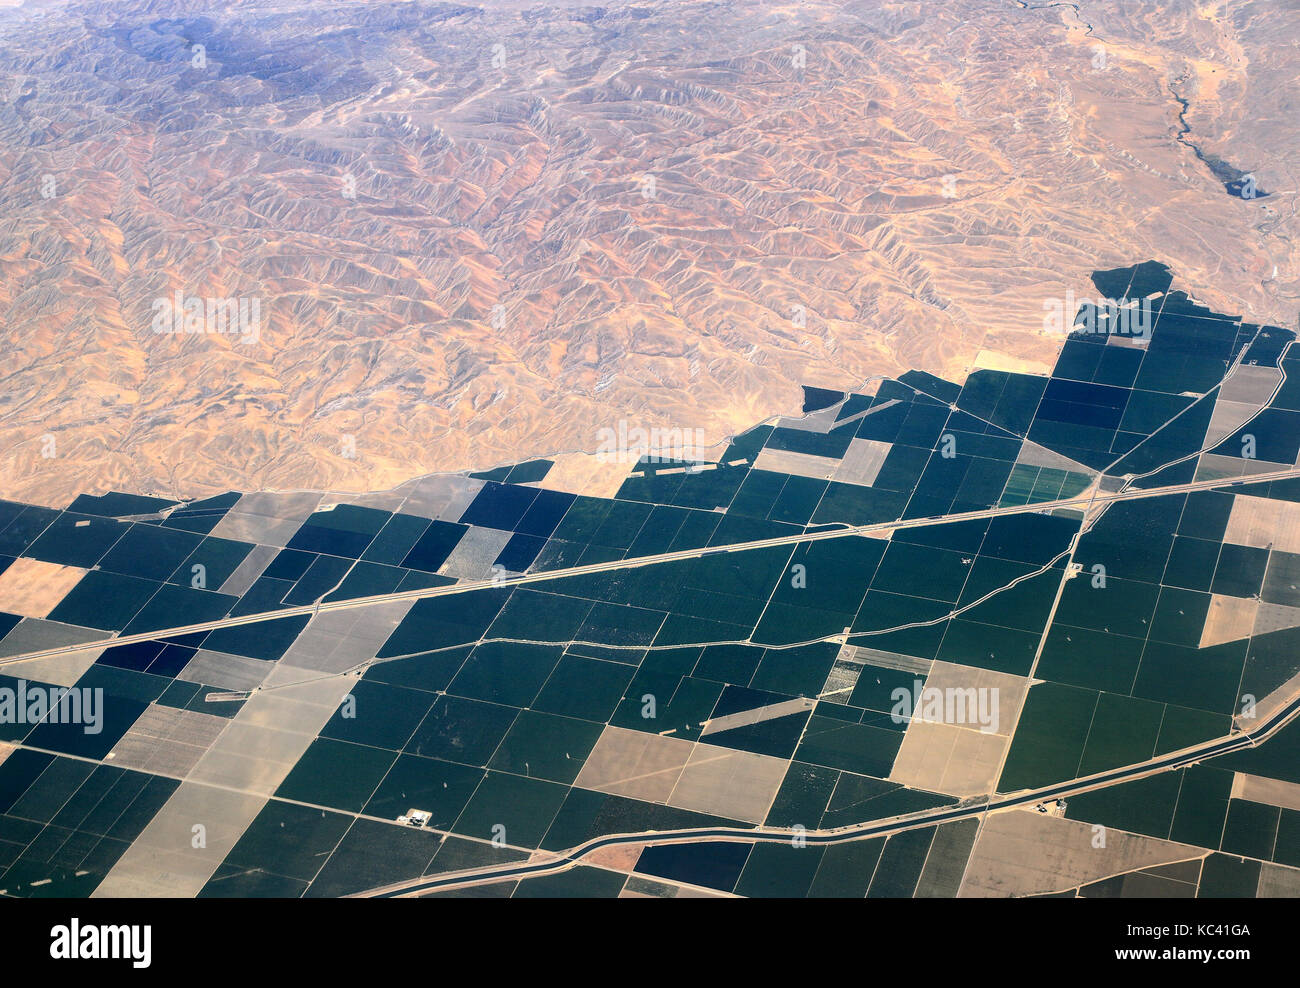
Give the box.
[354,687,1299,897]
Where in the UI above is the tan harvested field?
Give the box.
[1200,593,1260,648]
[534,453,639,500]
[573,725,787,825]
[1231,773,1300,813]
[108,704,232,778]
[580,844,645,875]
[0,0,1296,506]
[664,744,787,824]
[0,558,88,619]
[1224,495,1300,552]
[889,723,1009,799]
[959,808,1208,898]
[573,726,695,804]
[888,663,1032,797]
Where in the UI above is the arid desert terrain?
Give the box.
[0,0,1295,505]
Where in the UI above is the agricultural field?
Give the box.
[2,261,1298,899]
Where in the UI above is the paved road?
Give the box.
[4,465,1297,668]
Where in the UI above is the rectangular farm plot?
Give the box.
[107,703,230,777]
[209,491,323,549]
[793,709,904,777]
[887,662,1030,797]
[487,710,604,785]
[959,809,1206,898]
[97,524,202,582]
[574,727,694,804]
[998,682,1099,791]
[0,558,89,619]
[1224,495,1300,553]
[285,504,390,558]
[889,722,1007,798]
[663,744,788,825]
